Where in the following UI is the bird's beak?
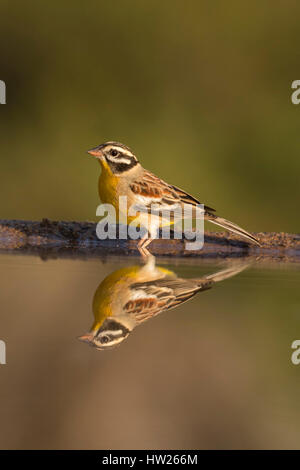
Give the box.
[78,332,94,344]
[87,147,103,159]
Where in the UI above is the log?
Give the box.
[0,218,299,262]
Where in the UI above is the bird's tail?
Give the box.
[204,263,249,284]
[205,213,260,246]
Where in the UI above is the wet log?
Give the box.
[0,218,299,262]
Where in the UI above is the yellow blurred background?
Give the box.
[1,1,299,231]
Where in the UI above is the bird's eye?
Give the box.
[110,149,118,157]
[100,335,110,344]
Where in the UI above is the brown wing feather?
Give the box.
[130,171,180,203]
[124,294,174,323]
[170,183,216,213]
[130,170,215,213]
[125,277,212,323]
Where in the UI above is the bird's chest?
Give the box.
[98,172,119,206]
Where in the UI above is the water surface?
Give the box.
[0,253,299,449]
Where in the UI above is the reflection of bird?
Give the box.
[78,257,248,350]
[88,141,260,257]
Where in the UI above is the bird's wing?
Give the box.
[170,183,216,213]
[129,171,181,209]
[129,170,259,245]
[130,170,215,213]
[124,276,212,323]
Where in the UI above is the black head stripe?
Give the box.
[98,319,130,337]
[100,141,134,154]
[106,155,138,174]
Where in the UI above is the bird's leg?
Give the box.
[137,233,153,260]
[142,237,153,251]
[141,239,154,260]
[137,232,148,258]
[141,246,150,259]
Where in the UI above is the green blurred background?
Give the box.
[1,1,299,232]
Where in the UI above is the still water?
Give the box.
[0,253,299,449]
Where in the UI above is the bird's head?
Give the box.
[78,317,131,350]
[87,141,139,175]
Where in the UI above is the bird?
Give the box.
[87,141,260,257]
[78,257,248,350]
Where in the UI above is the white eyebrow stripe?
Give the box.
[101,329,123,337]
[106,155,132,164]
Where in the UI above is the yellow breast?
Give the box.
[98,164,119,207]
[97,161,138,224]
[91,266,141,331]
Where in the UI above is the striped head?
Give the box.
[78,318,131,350]
[87,141,139,174]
